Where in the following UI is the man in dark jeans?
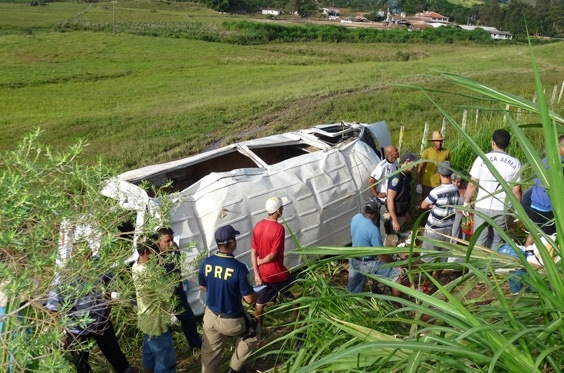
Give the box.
[385,152,420,246]
[46,246,138,373]
[155,227,202,350]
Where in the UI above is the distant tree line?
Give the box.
[180,0,317,16]
[221,20,498,43]
[58,16,540,45]
[477,0,564,37]
[178,0,564,38]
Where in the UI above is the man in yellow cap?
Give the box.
[416,131,451,201]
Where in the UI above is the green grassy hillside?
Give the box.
[1,1,563,171]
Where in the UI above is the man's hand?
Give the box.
[461,202,471,217]
[254,275,263,286]
[392,219,401,232]
[416,184,423,195]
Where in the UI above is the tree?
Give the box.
[298,0,317,17]
[205,0,231,12]
[0,130,141,372]
[502,1,533,36]
[478,0,503,29]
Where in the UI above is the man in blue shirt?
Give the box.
[347,196,402,297]
[199,225,258,373]
[523,135,564,246]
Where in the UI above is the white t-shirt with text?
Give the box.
[469,150,521,211]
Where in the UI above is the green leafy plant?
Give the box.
[0,129,166,372]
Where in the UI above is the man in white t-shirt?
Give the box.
[369,145,400,200]
[464,129,522,249]
[368,145,400,241]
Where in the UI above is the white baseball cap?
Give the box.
[265,197,289,214]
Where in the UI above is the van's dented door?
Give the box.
[167,196,206,316]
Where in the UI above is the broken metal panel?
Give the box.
[367,120,392,152]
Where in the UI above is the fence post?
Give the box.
[398,126,405,154]
[532,91,537,104]
[551,85,558,107]
[503,104,510,123]
[516,107,521,122]
[461,110,467,131]
[475,109,479,125]
[559,81,564,104]
[420,122,429,153]
[441,117,447,137]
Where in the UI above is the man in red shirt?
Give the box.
[251,196,298,325]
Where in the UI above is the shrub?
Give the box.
[0,130,144,372]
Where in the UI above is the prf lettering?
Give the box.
[205,264,234,280]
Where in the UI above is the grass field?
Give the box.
[1,1,564,171]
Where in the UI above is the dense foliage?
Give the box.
[54,18,501,44]
[0,131,137,371]
[479,0,564,38]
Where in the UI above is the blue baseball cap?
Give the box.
[214,225,240,244]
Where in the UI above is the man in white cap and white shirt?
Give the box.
[251,196,299,326]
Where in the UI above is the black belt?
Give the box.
[209,309,243,319]
[355,256,376,261]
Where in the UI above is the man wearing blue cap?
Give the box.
[199,225,258,373]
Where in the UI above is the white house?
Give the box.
[262,8,281,16]
[459,25,513,40]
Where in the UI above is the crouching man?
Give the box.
[347,196,403,298]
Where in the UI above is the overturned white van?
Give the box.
[102,121,392,315]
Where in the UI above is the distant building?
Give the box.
[414,11,449,23]
[322,8,340,16]
[262,8,281,16]
[384,12,410,27]
[459,25,513,40]
[353,16,368,22]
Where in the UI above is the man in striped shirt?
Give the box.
[420,161,461,276]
